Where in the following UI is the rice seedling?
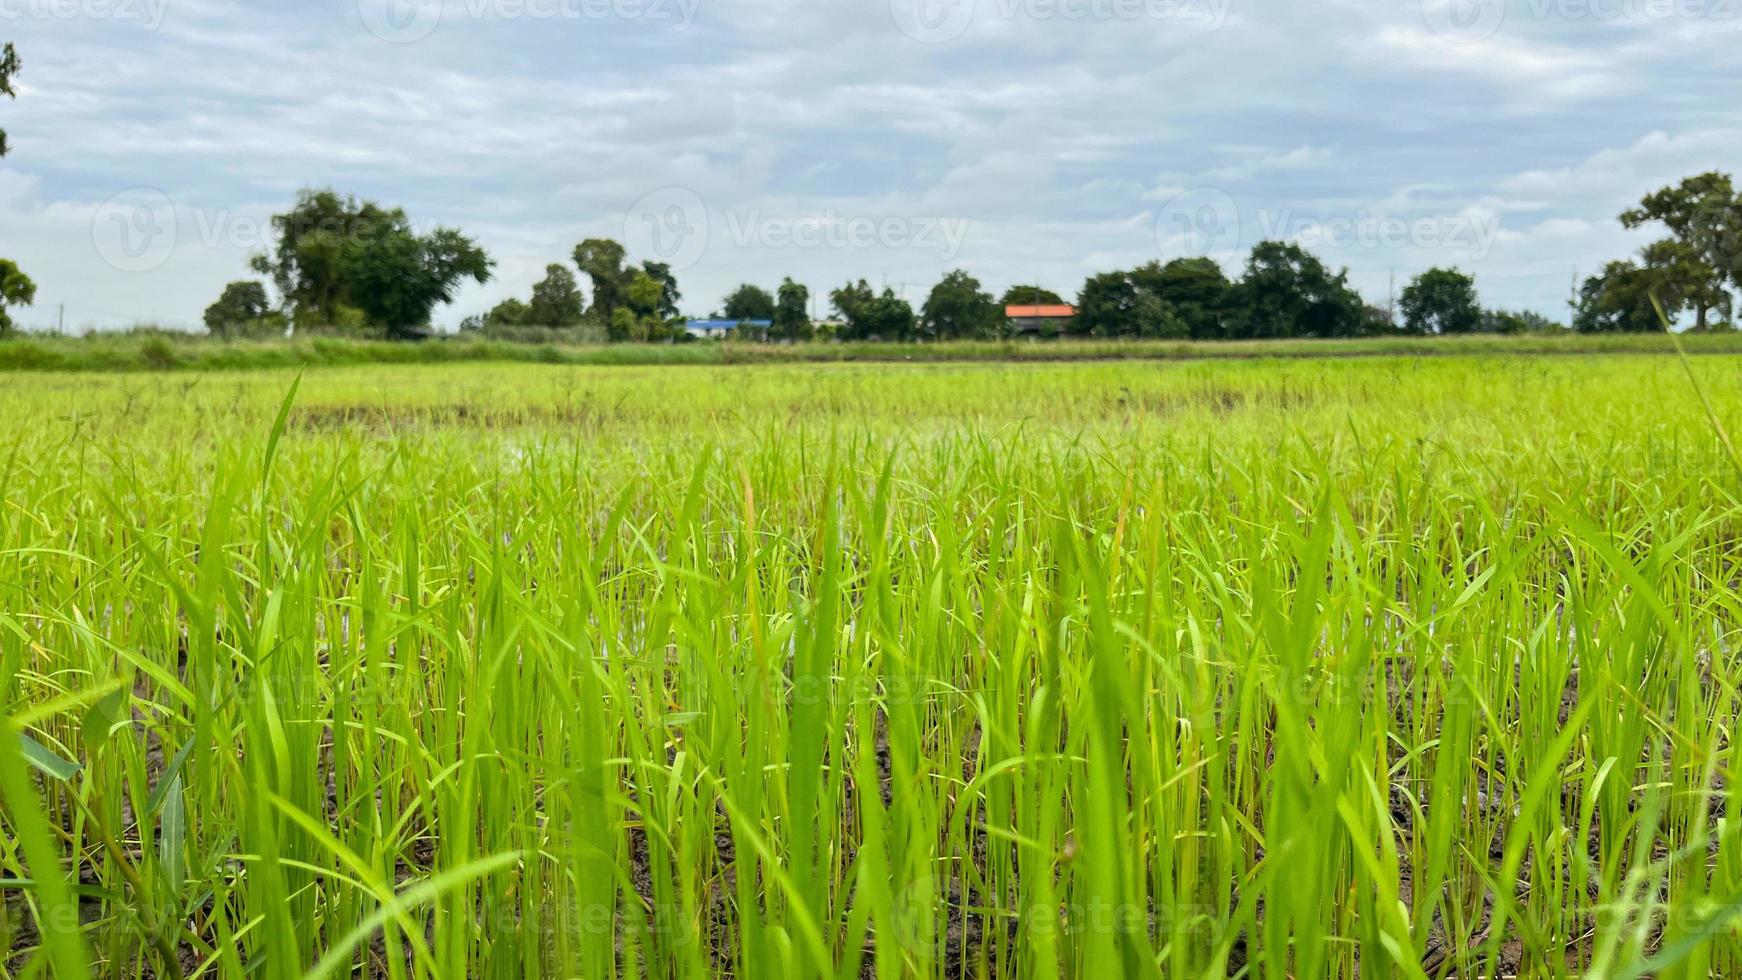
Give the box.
[3,354,1741,978]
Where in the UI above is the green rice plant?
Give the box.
[2,354,1741,978]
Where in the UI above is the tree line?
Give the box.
[183,171,1742,342]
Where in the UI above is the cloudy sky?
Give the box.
[1,0,1738,331]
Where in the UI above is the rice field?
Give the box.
[4,354,1742,979]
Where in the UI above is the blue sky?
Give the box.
[1,0,1738,330]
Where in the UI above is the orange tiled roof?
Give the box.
[1007,304,1077,318]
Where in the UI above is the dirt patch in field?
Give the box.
[290,401,641,433]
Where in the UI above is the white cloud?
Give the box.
[0,0,1733,330]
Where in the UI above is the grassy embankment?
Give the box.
[3,329,1742,372]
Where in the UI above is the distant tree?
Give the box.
[640,261,682,320]
[1077,270,1141,337]
[0,258,34,335]
[1225,241,1368,339]
[830,279,878,339]
[855,289,916,341]
[1482,308,1560,334]
[485,297,530,328]
[1131,258,1231,339]
[921,269,1001,340]
[526,264,585,327]
[1574,261,1669,333]
[723,284,777,322]
[774,278,811,341]
[336,222,493,336]
[608,307,637,343]
[203,281,280,339]
[1,43,19,158]
[572,239,629,320]
[1399,268,1483,334]
[624,270,662,319]
[621,269,677,341]
[1621,172,1741,332]
[1133,291,1189,339]
[1001,285,1065,306]
[252,189,405,329]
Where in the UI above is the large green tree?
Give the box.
[921,270,1001,340]
[335,222,492,336]
[1621,172,1741,332]
[251,190,409,329]
[1077,271,1141,337]
[1,43,19,158]
[774,278,811,342]
[830,279,877,339]
[1399,267,1483,334]
[1225,241,1368,339]
[723,284,776,322]
[0,258,34,335]
[1573,260,1669,333]
[526,264,585,327]
[572,239,629,320]
[1130,258,1231,339]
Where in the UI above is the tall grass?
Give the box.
[6,330,1742,374]
[3,356,1741,978]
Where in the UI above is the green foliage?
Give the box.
[640,261,682,320]
[251,190,398,329]
[572,239,628,319]
[1000,285,1064,306]
[1483,308,1562,334]
[723,284,777,322]
[1078,270,1142,337]
[0,257,35,334]
[1131,258,1231,339]
[1575,261,1670,333]
[857,288,916,341]
[526,264,585,328]
[0,42,19,158]
[1621,172,1742,331]
[334,221,492,336]
[202,280,284,340]
[485,297,530,328]
[831,280,914,341]
[920,269,1001,340]
[1079,259,1232,339]
[829,279,876,334]
[1400,267,1483,334]
[3,356,1742,978]
[1225,241,1369,339]
[774,277,811,342]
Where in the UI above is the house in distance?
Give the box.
[1006,304,1079,338]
